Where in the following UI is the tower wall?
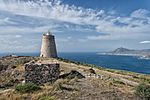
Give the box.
[40,33,57,58]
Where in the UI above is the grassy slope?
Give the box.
[0,56,149,100]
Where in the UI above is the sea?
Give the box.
[0,52,150,74]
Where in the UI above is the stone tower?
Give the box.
[40,32,57,58]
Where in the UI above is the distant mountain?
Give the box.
[98,47,150,59]
[141,49,150,52]
[111,47,133,53]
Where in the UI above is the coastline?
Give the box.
[97,52,150,60]
[1,53,150,74]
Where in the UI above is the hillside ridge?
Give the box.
[0,56,150,100]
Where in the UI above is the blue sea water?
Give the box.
[0,52,150,74]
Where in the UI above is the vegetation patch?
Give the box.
[39,96,54,100]
[139,76,150,84]
[113,79,125,85]
[15,83,41,93]
[135,83,150,100]
[57,57,104,69]
[52,79,77,92]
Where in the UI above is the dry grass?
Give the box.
[0,56,149,100]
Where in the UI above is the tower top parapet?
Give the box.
[43,31,53,36]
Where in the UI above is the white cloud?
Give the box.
[15,35,22,38]
[140,41,150,44]
[87,35,113,40]
[57,36,72,42]
[0,33,40,52]
[0,0,150,40]
[0,0,105,25]
[77,39,87,42]
[0,25,61,34]
[131,9,150,18]
[0,0,150,52]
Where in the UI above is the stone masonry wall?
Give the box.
[25,63,60,85]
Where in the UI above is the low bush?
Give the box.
[113,79,125,85]
[39,96,54,100]
[15,83,41,93]
[139,77,150,84]
[135,83,150,100]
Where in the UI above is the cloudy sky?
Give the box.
[0,0,150,53]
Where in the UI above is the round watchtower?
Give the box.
[40,32,57,58]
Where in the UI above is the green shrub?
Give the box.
[15,83,41,93]
[139,77,150,84]
[39,96,54,100]
[113,79,125,85]
[135,83,150,100]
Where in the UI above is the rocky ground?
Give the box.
[0,56,150,100]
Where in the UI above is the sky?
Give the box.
[0,0,150,53]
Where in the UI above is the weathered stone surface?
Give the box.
[0,64,8,72]
[25,63,60,85]
[40,32,57,58]
[59,70,85,79]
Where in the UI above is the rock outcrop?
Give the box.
[59,70,85,79]
[0,64,8,72]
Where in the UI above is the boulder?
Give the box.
[0,64,8,72]
[59,70,85,79]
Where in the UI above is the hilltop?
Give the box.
[0,56,150,100]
